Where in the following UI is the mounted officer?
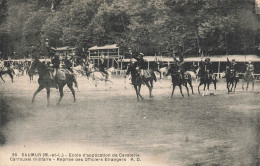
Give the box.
[169,56,180,75]
[51,54,60,88]
[246,61,254,78]
[99,56,108,78]
[204,57,213,77]
[134,52,147,84]
[51,54,60,76]
[64,56,73,73]
[172,53,185,82]
[226,57,238,78]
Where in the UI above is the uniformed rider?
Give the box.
[134,53,147,84]
[173,54,185,82]
[246,61,254,78]
[204,57,213,76]
[99,58,108,78]
[51,54,60,88]
[64,57,73,73]
[226,57,238,77]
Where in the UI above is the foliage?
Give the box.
[0,0,259,59]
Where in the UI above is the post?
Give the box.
[112,58,114,67]
[121,58,122,71]
[218,61,221,78]
[97,50,100,66]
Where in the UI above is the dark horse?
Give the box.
[0,67,14,83]
[197,68,217,95]
[225,67,239,93]
[126,64,155,101]
[166,67,194,99]
[30,59,78,106]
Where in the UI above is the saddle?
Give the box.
[142,70,151,78]
[50,69,69,81]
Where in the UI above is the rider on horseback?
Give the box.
[64,57,73,73]
[99,57,108,78]
[51,54,60,88]
[134,53,147,85]
[226,57,238,77]
[173,53,185,82]
[246,61,254,78]
[204,57,213,77]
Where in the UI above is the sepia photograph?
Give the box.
[0,0,260,165]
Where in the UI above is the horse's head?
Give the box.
[30,59,47,75]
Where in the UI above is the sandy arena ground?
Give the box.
[0,73,260,166]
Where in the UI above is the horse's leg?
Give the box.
[233,80,237,92]
[57,85,64,105]
[46,87,50,107]
[8,72,13,83]
[146,80,153,98]
[0,74,5,82]
[198,81,203,95]
[206,82,210,95]
[188,80,194,95]
[230,81,234,92]
[67,83,76,103]
[242,80,244,90]
[179,84,184,98]
[246,81,249,91]
[252,81,254,91]
[137,84,144,100]
[134,85,139,101]
[171,84,176,99]
[32,85,44,103]
[184,83,189,97]
[227,80,230,93]
[202,83,207,96]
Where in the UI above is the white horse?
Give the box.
[159,67,168,77]
[88,68,113,89]
[72,65,85,76]
[186,71,197,82]
[107,67,116,75]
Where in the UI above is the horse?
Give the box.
[166,67,194,99]
[197,68,217,96]
[72,65,85,76]
[84,64,113,88]
[225,68,239,93]
[107,67,116,75]
[242,72,255,91]
[0,67,15,83]
[30,59,78,106]
[159,67,168,77]
[126,64,155,101]
[186,70,197,82]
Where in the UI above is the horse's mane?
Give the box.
[31,60,50,77]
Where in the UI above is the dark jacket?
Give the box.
[51,55,60,69]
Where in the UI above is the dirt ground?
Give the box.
[0,74,260,166]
